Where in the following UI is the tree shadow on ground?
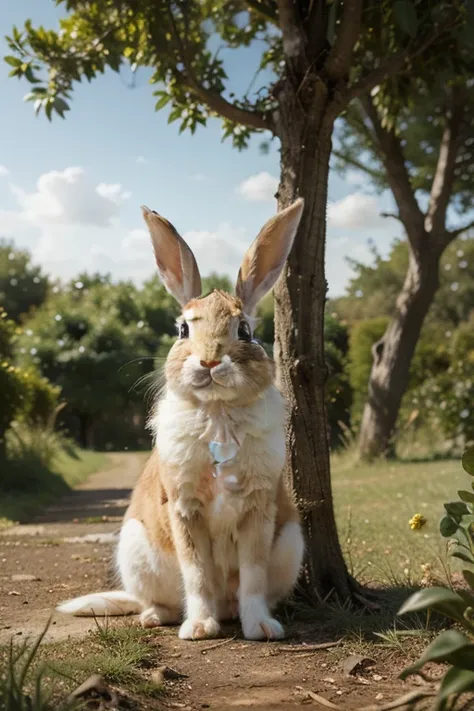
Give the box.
[274,584,444,646]
[32,487,133,523]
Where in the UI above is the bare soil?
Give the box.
[0,452,434,710]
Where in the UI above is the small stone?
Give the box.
[11,574,39,582]
[375,693,384,700]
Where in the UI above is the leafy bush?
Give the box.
[406,321,474,449]
[398,448,474,708]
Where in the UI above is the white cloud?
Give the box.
[326,236,374,297]
[135,156,148,165]
[327,192,384,230]
[183,223,248,278]
[10,167,130,227]
[190,173,207,182]
[122,228,150,255]
[0,165,9,177]
[237,172,278,202]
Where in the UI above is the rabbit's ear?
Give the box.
[236,198,304,314]
[141,206,202,306]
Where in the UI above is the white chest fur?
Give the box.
[151,386,286,509]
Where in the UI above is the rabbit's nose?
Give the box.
[200,359,221,370]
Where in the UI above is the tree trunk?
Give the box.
[274,83,353,600]
[359,247,441,460]
[79,414,95,449]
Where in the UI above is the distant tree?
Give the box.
[0,240,49,323]
[332,237,474,327]
[7,0,469,597]
[201,273,233,294]
[17,280,163,449]
[334,60,474,459]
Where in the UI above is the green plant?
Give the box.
[398,447,474,709]
[0,619,77,711]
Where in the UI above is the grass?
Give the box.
[0,619,165,711]
[332,453,466,586]
[0,426,108,524]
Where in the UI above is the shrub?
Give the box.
[0,308,61,443]
[406,319,474,450]
[398,448,474,708]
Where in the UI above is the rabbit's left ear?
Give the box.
[236,198,304,314]
[141,206,202,306]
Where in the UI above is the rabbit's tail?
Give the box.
[56,591,141,617]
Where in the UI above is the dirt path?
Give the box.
[0,452,425,710]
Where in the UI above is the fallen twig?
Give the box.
[200,635,236,653]
[357,688,438,711]
[277,639,343,653]
[305,689,340,709]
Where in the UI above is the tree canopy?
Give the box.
[0,240,49,323]
[4,1,471,149]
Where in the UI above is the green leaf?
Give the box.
[462,448,474,476]
[444,501,470,520]
[436,667,474,707]
[53,97,70,118]
[154,94,171,111]
[440,515,458,537]
[45,100,53,121]
[4,55,21,67]
[458,490,474,504]
[400,630,474,680]
[398,587,467,624]
[393,0,418,39]
[463,569,474,591]
[452,550,474,565]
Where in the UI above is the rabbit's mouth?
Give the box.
[191,373,213,389]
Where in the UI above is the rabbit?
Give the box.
[57,199,305,641]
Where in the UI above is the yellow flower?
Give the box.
[409,513,427,530]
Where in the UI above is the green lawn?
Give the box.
[0,447,108,525]
[332,455,466,585]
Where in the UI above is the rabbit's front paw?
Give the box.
[179,617,220,640]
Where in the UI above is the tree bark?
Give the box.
[273,81,353,600]
[359,246,441,460]
[79,414,96,449]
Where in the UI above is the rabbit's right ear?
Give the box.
[141,206,202,306]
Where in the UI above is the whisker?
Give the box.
[118,356,157,373]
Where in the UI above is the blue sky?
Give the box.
[0,0,402,297]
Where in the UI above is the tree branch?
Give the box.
[381,211,403,223]
[447,218,474,239]
[425,86,465,236]
[325,0,364,81]
[361,95,425,250]
[276,0,306,72]
[332,148,384,182]
[166,6,272,132]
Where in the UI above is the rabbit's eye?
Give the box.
[179,322,189,339]
[238,320,252,342]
